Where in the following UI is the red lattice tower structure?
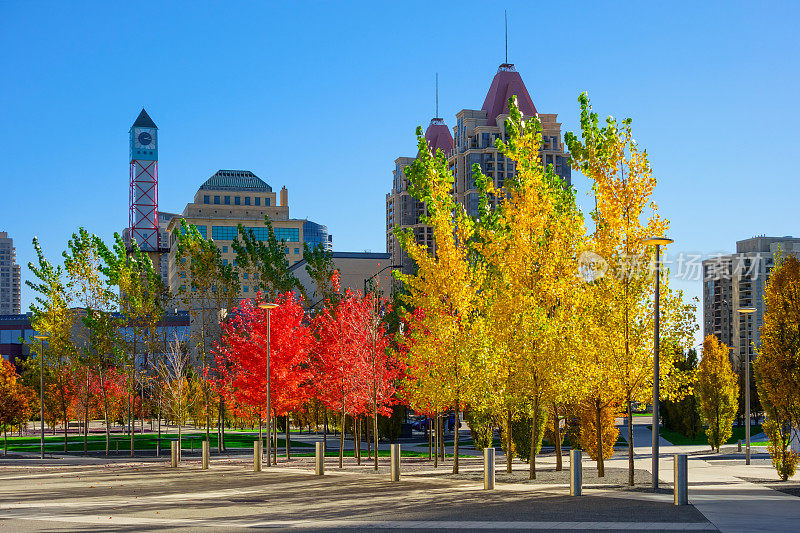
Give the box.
[128,109,160,253]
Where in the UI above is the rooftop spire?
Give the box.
[435,72,439,118]
[132,108,157,129]
[505,9,508,64]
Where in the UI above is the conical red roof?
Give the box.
[481,64,537,123]
[424,118,454,155]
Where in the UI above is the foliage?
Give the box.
[661,348,702,439]
[232,217,301,301]
[303,242,338,307]
[696,335,738,452]
[464,408,494,451]
[763,419,798,481]
[0,359,34,437]
[512,408,548,462]
[577,399,619,462]
[754,253,800,480]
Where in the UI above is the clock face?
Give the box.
[134,128,155,149]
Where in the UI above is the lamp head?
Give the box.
[642,236,674,246]
[34,335,49,340]
[738,307,757,314]
[258,302,279,310]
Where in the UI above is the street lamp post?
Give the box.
[34,334,49,460]
[258,302,279,466]
[363,264,402,295]
[738,306,757,465]
[643,236,673,490]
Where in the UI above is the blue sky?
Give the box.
[2,1,798,323]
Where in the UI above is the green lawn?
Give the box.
[0,431,313,454]
[656,424,763,447]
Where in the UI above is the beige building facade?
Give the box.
[167,170,306,298]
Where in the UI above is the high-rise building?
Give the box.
[167,170,328,299]
[702,235,800,368]
[387,63,571,275]
[0,232,21,315]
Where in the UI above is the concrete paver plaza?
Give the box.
[0,418,798,532]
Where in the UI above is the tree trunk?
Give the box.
[530,397,541,480]
[99,368,111,456]
[439,413,445,462]
[324,409,328,451]
[258,414,263,461]
[129,387,134,457]
[286,414,291,461]
[627,399,634,486]
[354,417,360,466]
[272,412,277,465]
[157,395,162,457]
[84,369,90,455]
[64,412,68,453]
[507,410,513,474]
[553,401,563,472]
[428,417,432,461]
[433,412,438,468]
[596,399,605,477]
[453,402,460,474]
[373,407,379,471]
[339,408,345,469]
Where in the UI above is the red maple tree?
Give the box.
[216,291,313,459]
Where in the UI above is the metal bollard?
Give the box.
[170,441,178,468]
[315,442,325,475]
[484,447,495,490]
[390,444,400,482]
[674,454,688,506]
[570,449,582,496]
[738,440,742,452]
[202,440,210,470]
[254,441,262,472]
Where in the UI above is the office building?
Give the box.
[0,232,21,315]
[167,169,327,298]
[703,235,800,368]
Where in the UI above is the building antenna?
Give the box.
[435,72,439,117]
[505,9,508,63]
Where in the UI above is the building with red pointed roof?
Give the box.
[387,63,570,275]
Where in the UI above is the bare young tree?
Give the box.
[154,334,190,451]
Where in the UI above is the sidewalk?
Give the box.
[618,417,800,533]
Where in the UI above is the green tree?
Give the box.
[232,217,301,301]
[175,220,240,447]
[696,335,738,452]
[26,236,77,452]
[303,242,338,307]
[96,233,166,456]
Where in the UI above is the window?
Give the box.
[223,259,228,265]
[245,197,251,205]
[235,197,241,205]
[212,226,238,240]
[224,196,230,205]
[266,198,271,206]
[204,195,210,204]
[243,286,249,293]
[243,272,249,279]
[222,246,228,253]
[294,248,300,255]
[255,197,261,206]
[214,196,220,204]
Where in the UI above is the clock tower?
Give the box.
[128,109,160,254]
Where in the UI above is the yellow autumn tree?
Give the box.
[564,93,694,481]
[471,97,585,478]
[397,127,483,474]
[754,253,800,480]
[696,335,738,452]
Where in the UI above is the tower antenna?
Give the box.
[435,73,439,117]
[505,9,508,63]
